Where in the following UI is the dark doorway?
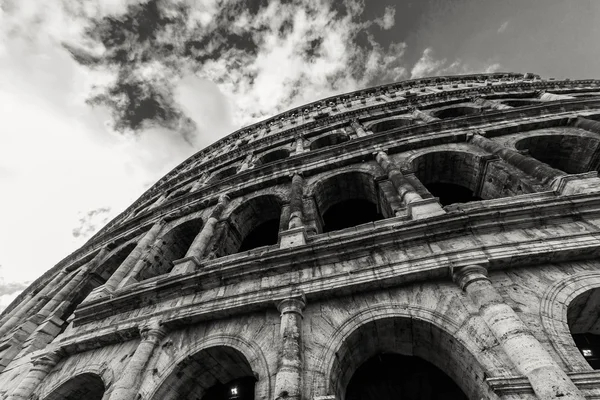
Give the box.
[425,182,481,206]
[346,353,467,400]
[238,218,280,252]
[572,333,600,369]
[203,376,256,400]
[322,199,383,232]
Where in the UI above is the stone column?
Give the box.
[171,195,230,274]
[280,174,307,248]
[411,108,439,123]
[238,154,255,172]
[7,349,64,400]
[0,269,69,338]
[350,119,369,137]
[295,136,305,155]
[470,133,566,185]
[108,321,166,400]
[190,174,207,192]
[103,220,165,293]
[538,91,575,102]
[453,265,585,400]
[375,151,422,205]
[274,296,306,400]
[570,116,600,134]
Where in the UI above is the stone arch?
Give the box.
[309,132,349,151]
[219,194,284,255]
[94,240,137,282]
[137,217,204,281]
[431,105,481,119]
[540,272,600,371]
[513,133,600,174]
[309,170,390,233]
[207,165,238,184]
[145,335,271,400]
[500,99,542,107]
[311,305,501,400]
[366,117,415,134]
[38,363,112,400]
[256,148,290,166]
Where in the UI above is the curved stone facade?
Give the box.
[2,73,600,399]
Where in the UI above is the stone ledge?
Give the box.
[487,370,600,395]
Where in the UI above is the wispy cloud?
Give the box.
[72,207,112,239]
[497,20,509,34]
[410,47,502,79]
[375,6,396,30]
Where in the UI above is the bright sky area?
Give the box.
[0,0,599,311]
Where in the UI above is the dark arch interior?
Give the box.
[149,346,256,400]
[431,106,479,119]
[425,182,482,206]
[220,196,282,256]
[209,166,238,184]
[370,119,413,134]
[313,172,389,234]
[238,219,280,252]
[310,133,349,151]
[515,132,600,174]
[42,373,105,400]
[322,199,383,232]
[138,218,203,280]
[501,99,541,107]
[257,149,290,166]
[567,287,600,370]
[346,353,467,400]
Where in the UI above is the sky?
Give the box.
[0,0,599,311]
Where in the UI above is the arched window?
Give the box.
[514,132,600,174]
[219,195,283,256]
[313,172,388,233]
[42,373,105,400]
[150,346,257,400]
[208,166,238,184]
[137,218,203,281]
[310,133,349,151]
[330,317,473,400]
[369,119,414,134]
[256,149,290,166]
[431,106,480,119]
[568,287,600,369]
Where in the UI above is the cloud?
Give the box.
[72,207,112,239]
[411,47,502,79]
[0,275,30,313]
[497,20,509,33]
[375,6,395,30]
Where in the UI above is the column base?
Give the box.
[407,198,446,220]
[552,172,600,196]
[279,227,308,249]
[170,256,201,275]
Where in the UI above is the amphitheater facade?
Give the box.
[2,72,600,399]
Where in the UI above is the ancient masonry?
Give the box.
[3,73,600,400]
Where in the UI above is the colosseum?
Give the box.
[2,72,600,400]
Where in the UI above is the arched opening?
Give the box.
[42,373,105,400]
[96,242,137,282]
[431,106,480,120]
[137,218,203,281]
[501,99,541,107]
[313,172,387,233]
[411,151,484,206]
[514,133,600,174]
[219,195,282,256]
[369,118,414,134]
[346,353,466,400]
[567,287,600,369]
[208,166,238,184]
[256,149,290,166]
[310,133,349,151]
[328,317,476,400]
[150,346,257,400]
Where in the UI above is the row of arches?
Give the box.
[37,279,600,400]
[105,129,600,287]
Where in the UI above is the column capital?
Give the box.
[218,194,230,204]
[452,264,490,291]
[32,348,65,369]
[277,295,306,316]
[140,321,166,342]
